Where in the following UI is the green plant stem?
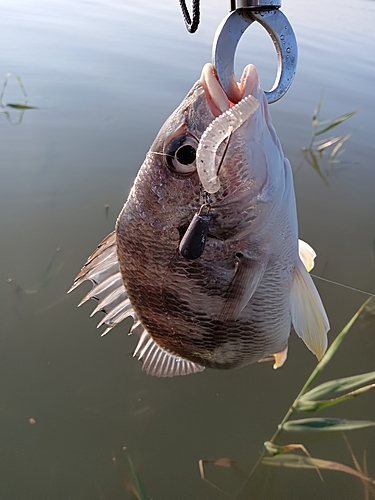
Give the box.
[232,297,372,499]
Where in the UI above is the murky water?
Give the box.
[1,0,375,498]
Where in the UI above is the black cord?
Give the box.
[178,0,200,33]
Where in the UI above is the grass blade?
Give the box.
[312,92,324,129]
[126,454,149,500]
[300,371,375,401]
[311,298,372,380]
[264,442,323,480]
[112,453,149,500]
[315,111,357,136]
[304,149,329,186]
[0,72,28,105]
[262,454,375,489]
[330,133,351,161]
[6,103,37,109]
[295,384,375,412]
[283,418,375,432]
[343,434,374,500]
[317,135,346,152]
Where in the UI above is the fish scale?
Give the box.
[116,185,295,368]
[70,63,329,377]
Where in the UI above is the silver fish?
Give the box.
[69,63,330,377]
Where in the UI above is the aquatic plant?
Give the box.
[111,450,150,500]
[0,72,37,124]
[7,247,63,296]
[300,96,357,183]
[199,297,375,499]
[116,299,375,499]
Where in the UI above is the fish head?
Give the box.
[136,64,285,241]
[134,80,214,234]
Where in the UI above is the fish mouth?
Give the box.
[200,63,260,118]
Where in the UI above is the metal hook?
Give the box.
[212,1,297,104]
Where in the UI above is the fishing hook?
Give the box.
[213,0,298,103]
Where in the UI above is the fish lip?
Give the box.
[200,63,259,117]
[200,63,230,117]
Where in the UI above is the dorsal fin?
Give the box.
[68,231,136,335]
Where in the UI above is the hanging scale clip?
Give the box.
[213,0,298,103]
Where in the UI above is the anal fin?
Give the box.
[134,328,205,377]
[291,258,330,360]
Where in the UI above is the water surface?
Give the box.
[1,0,375,498]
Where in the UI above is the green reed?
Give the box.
[0,72,37,124]
[197,297,375,499]
[299,96,358,184]
[105,297,375,500]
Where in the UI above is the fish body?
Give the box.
[70,64,329,376]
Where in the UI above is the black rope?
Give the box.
[178,0,200,33]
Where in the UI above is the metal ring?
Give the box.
[212,8,297,103]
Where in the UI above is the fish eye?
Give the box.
[164,135,198,177]
[176,144,196,165]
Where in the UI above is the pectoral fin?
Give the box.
[291,258,330,360]
[220,254,266,322]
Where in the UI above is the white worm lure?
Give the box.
[196,95,260,194]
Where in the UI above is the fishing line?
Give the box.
[147,151,172,159]
[216,131,232,177]
[311,274,375,298]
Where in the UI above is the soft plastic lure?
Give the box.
[196,95,259,193]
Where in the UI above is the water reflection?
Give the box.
[0,73,37,124]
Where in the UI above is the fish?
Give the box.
[69,63,330,377]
